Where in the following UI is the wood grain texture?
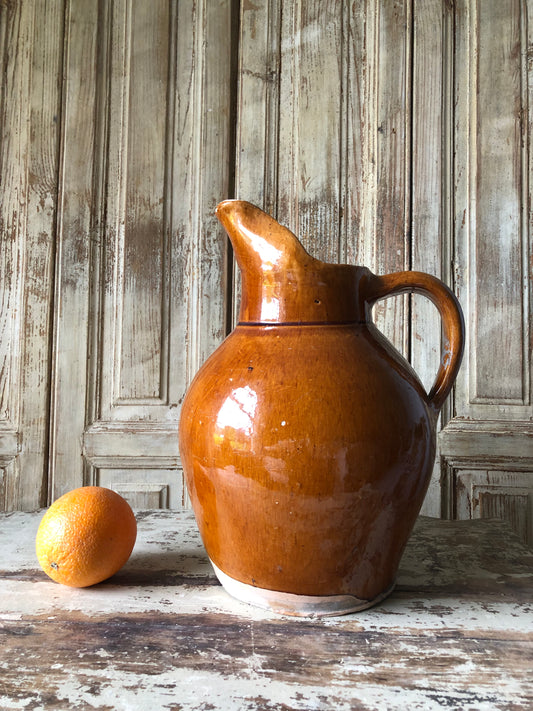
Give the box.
[236,0,413,352]
[1,0,533,522]
[49,0,100,501]
[100,0,170,411]
[410,0,454,515]
[452,0,532,421]
[0,511,531,710]
[370,0,412,357]
[48,0,234,508]
[118,0,169,403]
[0,0,62,509]
[440,0,533,533]
[472,0,526,405]
[411,0,451,395]
[0,0,30,502]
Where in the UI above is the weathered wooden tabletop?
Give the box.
[0,510,531,711]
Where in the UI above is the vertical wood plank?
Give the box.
[411,0,451,394]
[411,0,453,516]
[119,1,170,402]
[233,0,282,325]
[343,1,413,356]
[453,0,532,422]
[370,0,412,356]
[51,0,234,507]
[49,0,100,499]
[235,0,281,214]
[101,0,171,408]
[166,0,234,389]
[0,0,30,497]
[473,0,525,404]
[276,0,344,261]
[20,0,63,509]
[0,0,62,509]
[236,1,412,349]
[171,0,205,396]
[452,0,472,423]
[182,0,234,372]
[343,0,375,269]
[236,0,412,354]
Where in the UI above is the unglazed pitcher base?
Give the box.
[211,560,395,618]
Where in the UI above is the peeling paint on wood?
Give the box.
[0,511,531,710]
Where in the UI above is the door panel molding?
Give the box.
[444,466,533,546]
[453,0,532,422]
[440,420,533,471]
[49,0,234,506]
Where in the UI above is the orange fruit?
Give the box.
[35,486,137,587]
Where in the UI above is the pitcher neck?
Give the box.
[239,260,373,324]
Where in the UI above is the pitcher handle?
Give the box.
[365,271,465,413]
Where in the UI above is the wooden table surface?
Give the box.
[0,510,532,711]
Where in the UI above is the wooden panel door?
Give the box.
[236,0,450,515]
[440,0,533,544]
[0,0,234,510]
[50,0,234,508]
[235,0,533,535]
[0,0,62,510]
[2,0,532,522]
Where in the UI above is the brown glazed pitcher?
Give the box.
[179,200,464,617]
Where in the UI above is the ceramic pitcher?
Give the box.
[179,200,464,617]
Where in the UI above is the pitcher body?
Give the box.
[179,200,464,616]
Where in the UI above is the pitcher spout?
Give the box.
[216,200,370,324]
[216,199,313,274]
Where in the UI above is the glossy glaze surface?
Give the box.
[179,200,464,611]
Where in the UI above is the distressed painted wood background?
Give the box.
[1,1,532,541]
